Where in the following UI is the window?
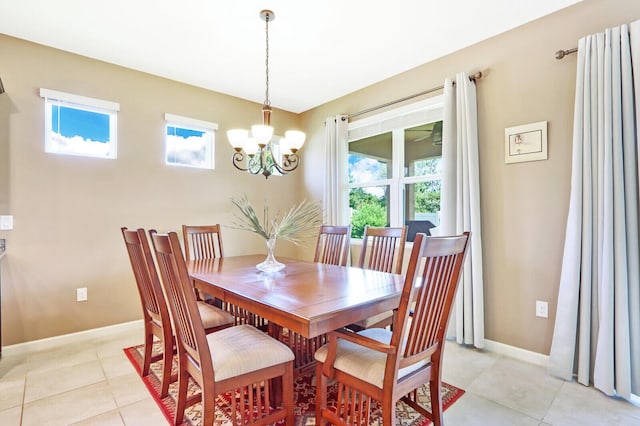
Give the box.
[40,89,119,159]
[165,113,217,169]
[346,96,443,240]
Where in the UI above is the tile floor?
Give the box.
[0,323,639,425]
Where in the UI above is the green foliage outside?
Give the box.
[408,159,441,222]
[414,181,441,213]
[349,187,387,238]
[351,202,387,238]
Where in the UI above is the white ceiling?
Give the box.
[0,0,582,113]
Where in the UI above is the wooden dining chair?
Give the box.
[358,225,407,274]
[350,225,407,330]
[182,224,267,329]
[314,232,470,426]
[182,224,224,260]
[314,225,352,267]
[151,231,295,426]
[182,224,223,302]
[121,227,234,399]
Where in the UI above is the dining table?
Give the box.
[188,254,405,374]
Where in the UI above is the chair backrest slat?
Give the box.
[314,225,351,266]
[151,231,212,372]
[182,224,224,261]
[358,226,407,274]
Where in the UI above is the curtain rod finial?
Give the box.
[555,48,577,60]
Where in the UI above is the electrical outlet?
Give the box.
[536,300,548,318]
[77,287,88,302]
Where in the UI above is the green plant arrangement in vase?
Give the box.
[230,195,323,272]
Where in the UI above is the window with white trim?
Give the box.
[40,89,119,159]
[165,113,217,169]
[347,96,444,241]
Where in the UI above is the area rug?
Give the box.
[124,343,464,426]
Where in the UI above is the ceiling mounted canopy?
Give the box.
[227,9,305,179]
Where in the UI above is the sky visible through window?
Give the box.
[349,154,387,198]
[349,155,386,182]
[52,105,109,142]
[166,125,211,168]
[167,126,204,139]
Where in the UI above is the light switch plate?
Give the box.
[0,215,13,230]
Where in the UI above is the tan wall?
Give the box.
[2,0,639,354]
[300,0,640,355]
[0,36,303,345]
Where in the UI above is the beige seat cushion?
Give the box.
[353,301,417,329]
[207,324,295,382]
[197,301,235,329]
[353,310,393,329]
[314,328,428,389]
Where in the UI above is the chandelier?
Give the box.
[227,10,305,179]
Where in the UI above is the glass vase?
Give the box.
[256,237,285,273]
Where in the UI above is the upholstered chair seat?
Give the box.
[314,328,427,389]
[351,312,396,330]
[198,302,235,330]
[207,324,294,381]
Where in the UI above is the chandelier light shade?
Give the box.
[228,9,305,179]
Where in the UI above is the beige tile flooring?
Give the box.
[0,323,639,425]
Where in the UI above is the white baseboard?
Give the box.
[483,338,549,367]
[2,320,143,357]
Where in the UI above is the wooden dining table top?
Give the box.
[188,255,405,339]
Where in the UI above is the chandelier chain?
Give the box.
[264,13,270,107]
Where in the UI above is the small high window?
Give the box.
[165,114,217,169]
[40,89,119,159]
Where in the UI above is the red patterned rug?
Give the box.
[124,343,464,425]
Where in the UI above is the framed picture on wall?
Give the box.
[504,121,547,164]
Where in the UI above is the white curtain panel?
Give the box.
[323,115,348,225]
[440,72,485,348]
[549,20,640,399]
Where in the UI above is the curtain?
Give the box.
[440,72,485,348]
[323,115,348,225]
[549,20,640,399]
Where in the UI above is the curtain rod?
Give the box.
[343,71,483,121]
[555,47,577,60]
